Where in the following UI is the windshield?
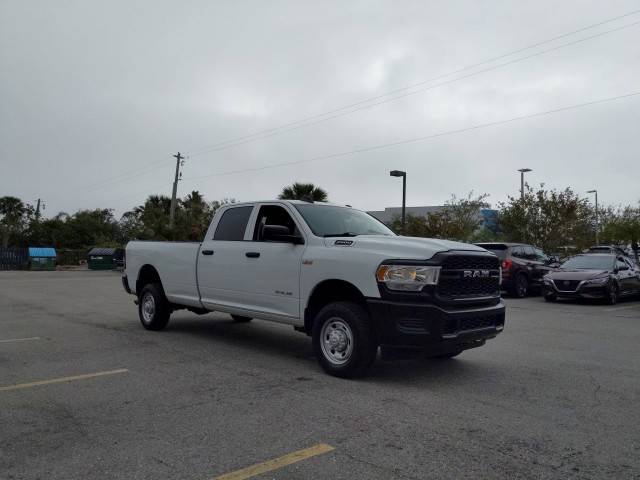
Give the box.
[560,255,613,270]
[294,204,395,237]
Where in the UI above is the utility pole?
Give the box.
[587,189,598,245]
[389,170,407,235]
[169,152,185,229]
[35,198,45,220]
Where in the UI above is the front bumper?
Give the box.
[543,281,607,299]
[366,298,505,350]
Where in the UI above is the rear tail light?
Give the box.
[502,259,512,271]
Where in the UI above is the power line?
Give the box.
[78,8,640,197]
[180,91,640,181]
[184,11,640,157]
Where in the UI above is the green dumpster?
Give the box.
[87,247,122,270]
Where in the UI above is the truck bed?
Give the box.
[125,241,202,308]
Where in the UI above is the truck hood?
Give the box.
[323,235,487,260]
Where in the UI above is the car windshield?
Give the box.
[294,204,395,237]
[560,255,613,270]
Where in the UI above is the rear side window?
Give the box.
[213,206,253,241]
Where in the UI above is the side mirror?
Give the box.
[262,225,304,244]
[617,264,629,271]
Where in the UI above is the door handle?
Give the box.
[201,250,214,256]
[246,252,260,258]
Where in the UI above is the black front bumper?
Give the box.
[367,298,505,350]
[543,282,607,299]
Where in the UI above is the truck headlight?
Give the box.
[376,265,440,291]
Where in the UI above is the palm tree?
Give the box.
[278,183,328,202]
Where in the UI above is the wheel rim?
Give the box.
[142,292,155,323]
[517,277,527,297]
[320,317,354,366]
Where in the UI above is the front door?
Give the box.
[240,203,306,322]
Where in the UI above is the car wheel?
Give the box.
[231,314,252,323]
[138,283,170,331]
[544,292,557,302]
[312,301,378,378]
[515,274,529,298]
[606,283,618,305]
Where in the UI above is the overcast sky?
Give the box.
[1,0,639,217]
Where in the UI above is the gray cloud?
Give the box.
[1,0,639,217]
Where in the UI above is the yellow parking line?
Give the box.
[0,336,40,344]
[214,443,335,480]
[0,369,129,392]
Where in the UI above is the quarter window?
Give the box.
[213,206,253,241]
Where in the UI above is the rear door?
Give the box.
[197,205,257,312]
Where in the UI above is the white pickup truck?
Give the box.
[123,200,505,377]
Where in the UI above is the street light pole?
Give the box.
[517,168,532,200]
[390,170,407,235]
[587,189,599,245]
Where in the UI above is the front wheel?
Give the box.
[312,302,378,378]
[434,350,463,359]
[544,292,557,302]
[606,283,618,305]
[138,283,171,331]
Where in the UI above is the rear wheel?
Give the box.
[231,314,252,323]
[312,301,377,378]
[138,283,170,331]
[514,274,529,298]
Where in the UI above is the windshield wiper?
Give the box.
[323,232,359,237]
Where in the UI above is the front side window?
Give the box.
[253,205,299,241]
[293,204,395,237]
[213,206,253,241]
[534,247,549,262]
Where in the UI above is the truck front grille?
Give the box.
[437,255,500,300]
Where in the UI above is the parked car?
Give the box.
[123,200,506,377]
[542,254,640,304]
[474,242,558,298]
[585,245,629,257]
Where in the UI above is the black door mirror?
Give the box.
[262,225,304,244]
[617,264,629,272]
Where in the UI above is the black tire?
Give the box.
[544,292,557,302]
[514,274,529,298]
[138,283,170,331]
[231,314,252,323]
[606,282,618,305]
[434,350,463,359]
[312,301,378,378]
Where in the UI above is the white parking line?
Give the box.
[604,304,640,312]
[0,337,40,344]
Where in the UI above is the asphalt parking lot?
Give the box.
[1,270,639,480]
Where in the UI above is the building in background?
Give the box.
[368,205,499,232]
